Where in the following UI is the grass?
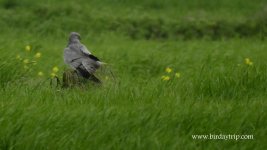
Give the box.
[1,0,267,149]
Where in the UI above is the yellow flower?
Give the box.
[23,59,29,64]
[175,72,181,78]
[248,61,253,66]
[34,52,41,58]
[25,45,31,52]
[161,75,170,81]
[52,66,59,73]
[38,71,44,76]
[245,58,253,66]
[245,58,250,64]
[50,72,57,78]
[165,67,172,73]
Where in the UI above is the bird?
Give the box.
[64,32,102,83]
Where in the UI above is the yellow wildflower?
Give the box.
[52,66,59,73]
[23,59,29,64]
[245,58,250,64]
[38,72,44,76]
[34,52,41,58]
[248,61,253,66]
[161,75,170,81]
[245,58,253,66]
[25,45,31,52]
[50,72,57,78]
[165,67,172,73]
[175,72,181,78]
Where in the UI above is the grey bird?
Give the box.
[64,32,102,83]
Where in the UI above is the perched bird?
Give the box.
[64,32,102,83]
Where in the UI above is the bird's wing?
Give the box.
[65,44,102,74]
[80,44,91,56]
[79,44,101,62]
[87,54,100,61]
[64,47,83,69]
[81,59,100,74]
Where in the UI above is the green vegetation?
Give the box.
[0,0,267,149]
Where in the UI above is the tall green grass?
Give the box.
[1,36,267,149]
[1,0,267,149]
[0,53,24,88]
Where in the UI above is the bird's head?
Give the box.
[69,32,81,43]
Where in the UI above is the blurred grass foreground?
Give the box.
[1,0,267,149]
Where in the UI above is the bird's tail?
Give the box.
[99,61,108,65]
[76,67,101,83]
[88,74,101,83]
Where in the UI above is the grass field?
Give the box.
[1,0,267,149]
